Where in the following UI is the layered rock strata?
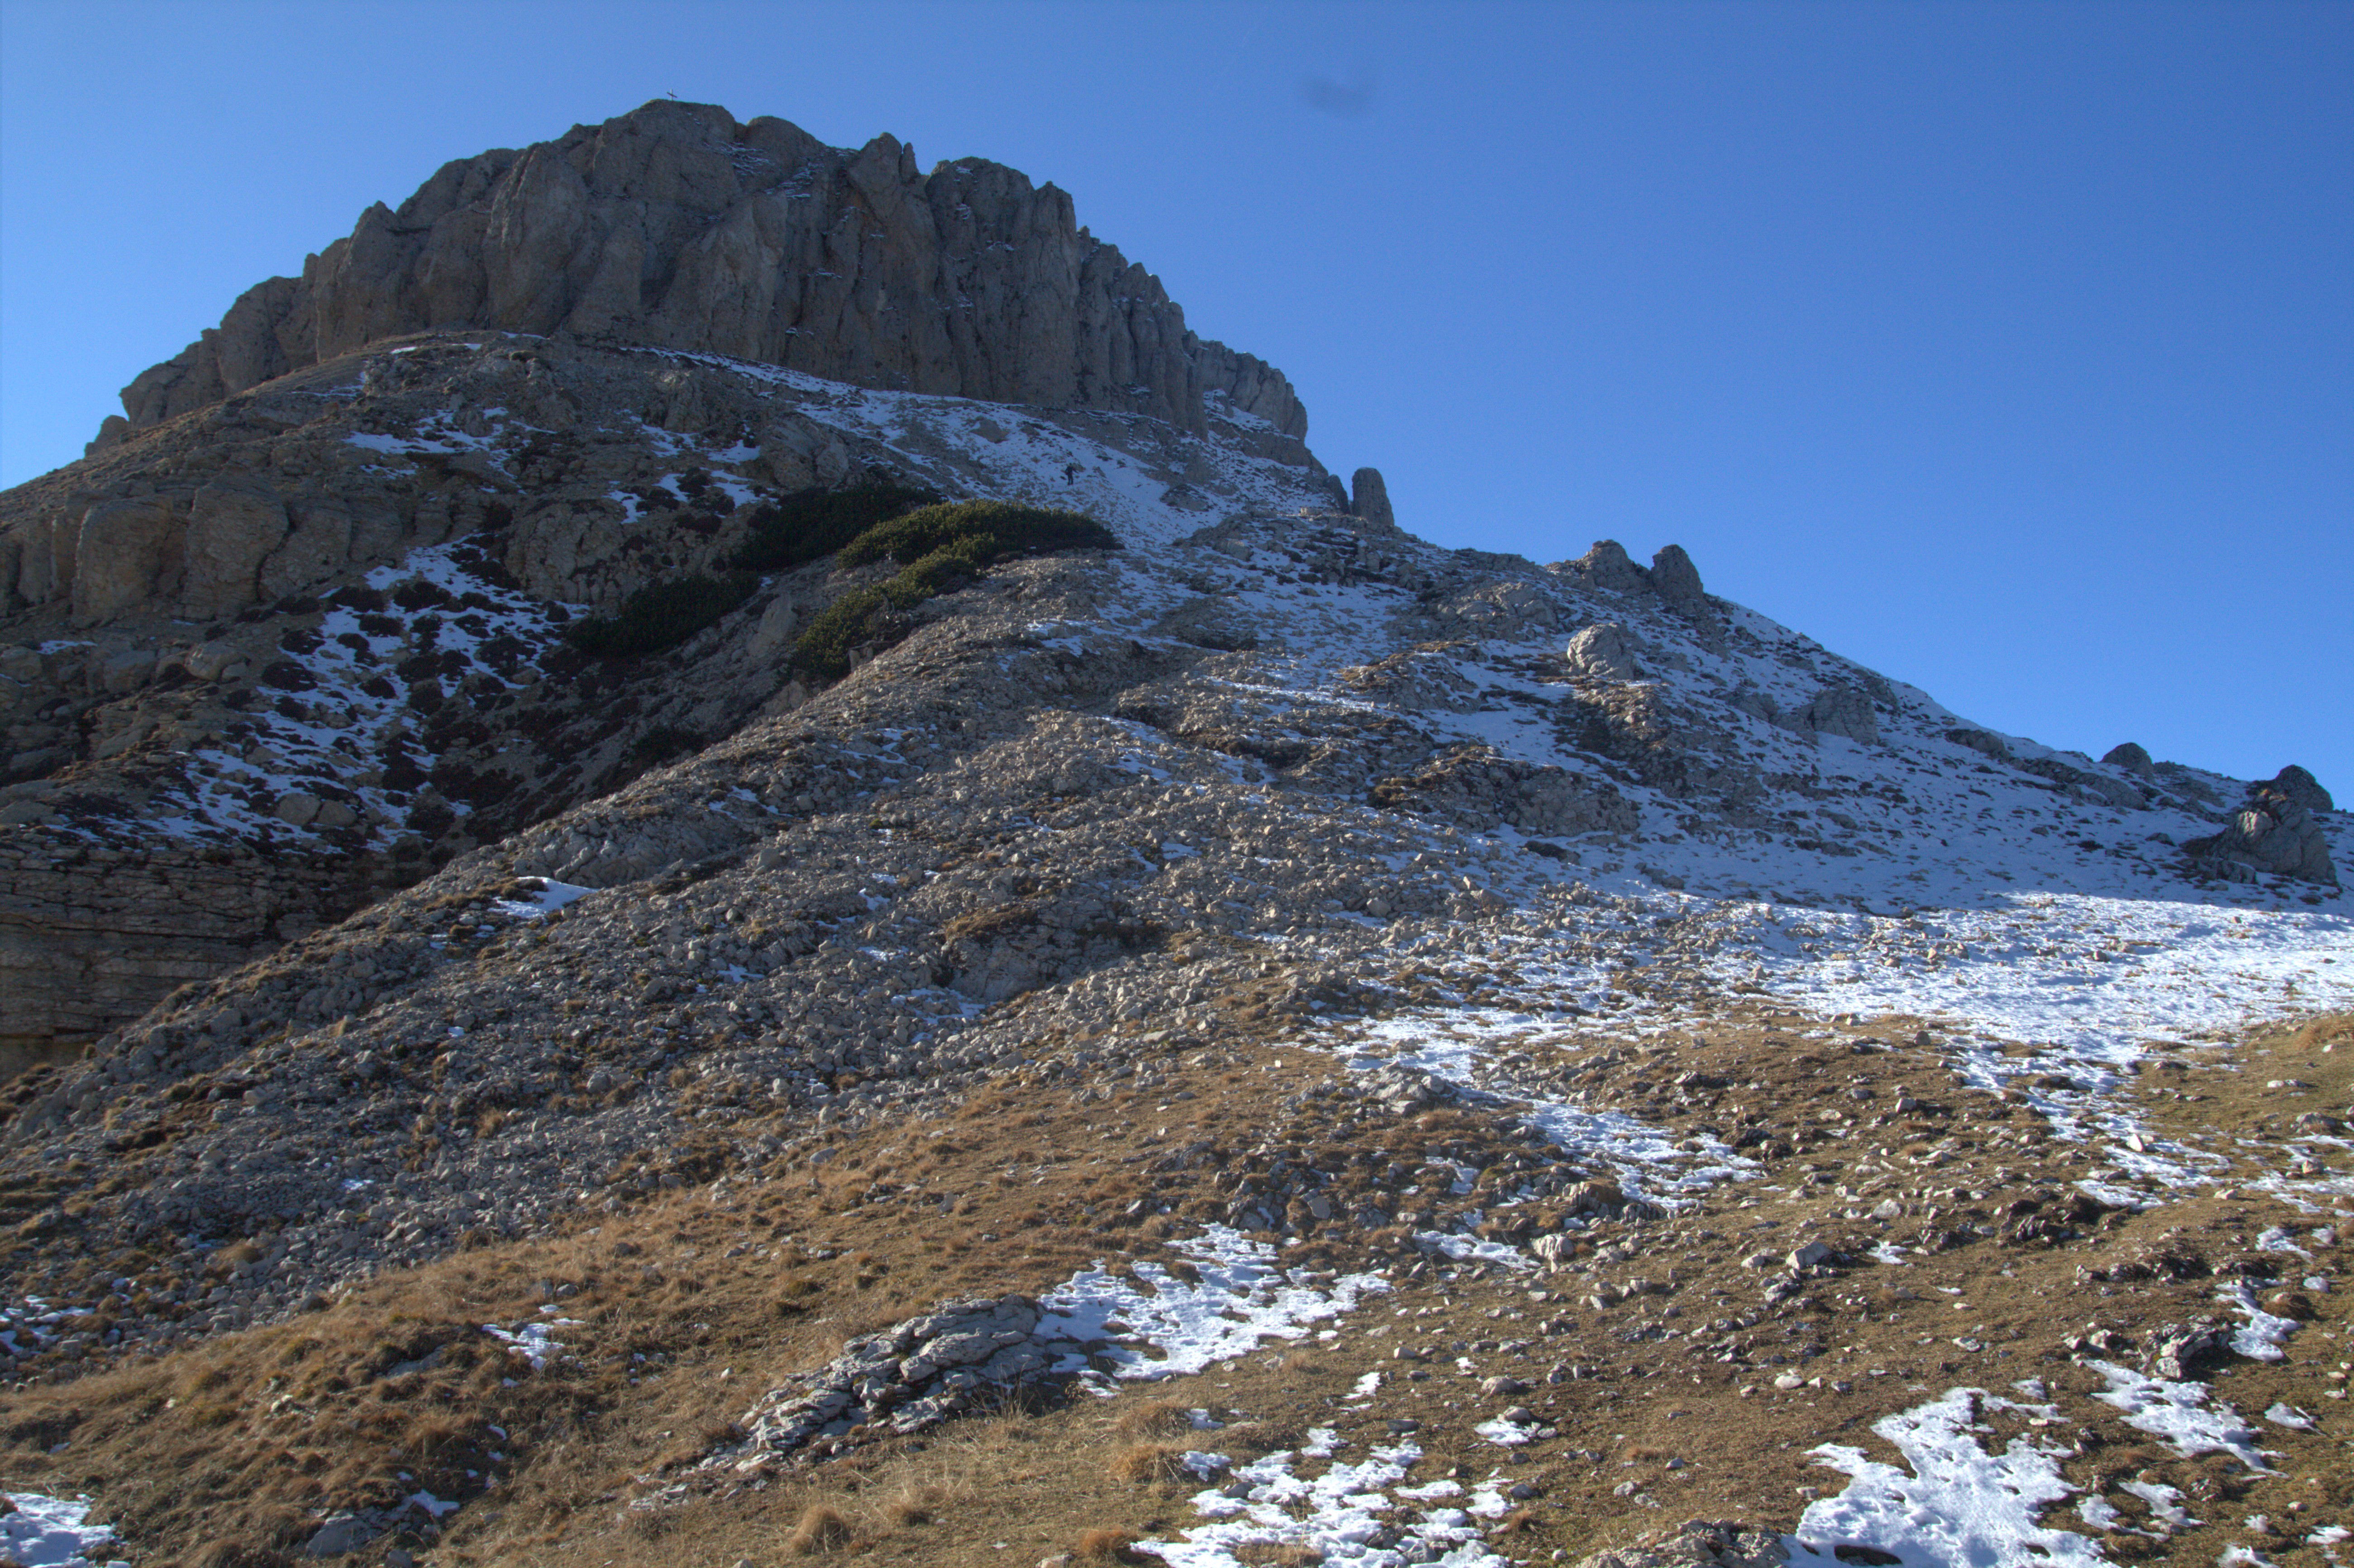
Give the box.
[93,100,1304,453]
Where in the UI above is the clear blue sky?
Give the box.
[4,0,2347,793]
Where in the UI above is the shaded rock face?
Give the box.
[96,100,1304,453]
[1647,543,1710,622]
[1349,466,1395,530]
[2266,764,2334,818]
[2188,775,2339,886]
[0,840,368,1052]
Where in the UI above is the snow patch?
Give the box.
[0,1494,127,1568]
[2089,1360,2273,1470]
[1037,1227,1387,1380]
[1792,1387,2104,1566]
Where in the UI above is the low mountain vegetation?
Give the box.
[565,573,756,660]
[793,500,1118,677]
[731,482,941,573]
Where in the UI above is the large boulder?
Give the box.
[2264,764,2334,816]
[1565,621,1641,682]
[71,498,180,621]
[1786,683,1880,746]
[2187,777,2339,886]
[2102,741,2154,776]
[182,478,289,617]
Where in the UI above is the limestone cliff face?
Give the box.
[95,100,1305,451]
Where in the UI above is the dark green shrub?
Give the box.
[788,499,1115,681]
[837,500,1117,568]
[884,539,991,605]
[730,482,939,572]
[791,587,893,679]
[566,573,756,660]
[629,724,703,765]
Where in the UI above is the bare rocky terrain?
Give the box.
[1,100,2349,1568]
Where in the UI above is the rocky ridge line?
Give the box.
[92,99,1305,455]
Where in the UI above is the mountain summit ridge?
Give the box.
[91,99,1306,455]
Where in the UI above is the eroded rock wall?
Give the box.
[98,100,1305,452]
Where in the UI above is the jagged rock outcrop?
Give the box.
[1552,538,1715,624]
[2187,767,2339,886]
[1560,539,1652,596]
[0,315,1339,1047]
[1349,466,1395,530]
[1564,621,1641,682]
[2265,763,2334,817]
[94,100,1304,455]
[1648,542,1711,622]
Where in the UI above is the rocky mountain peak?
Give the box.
[0,102,2345,1568]
[91,99,1305,454]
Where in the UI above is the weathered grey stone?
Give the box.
[2188,784,2338,886]
[72,499,180,622]
[1791,684,1879,746]
[1349,467,1394,530]
[305,1513,380,1557]
[1649,544,1708,620]
[2102,741,2154,776]
[85,415,131,457]
[1570,1521,1790,1568]
[1565,622,1639,682]
[1437,577,1558,638]
[258,500,353,601]
[105,101,1307,448]
[182,641,243,682]
[2264,764,2334,817]
[1946,728,2009,760]
[1562,539,1649,596]
[183,479,288,617]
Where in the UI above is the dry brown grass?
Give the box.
[1231,1545,1322,1568]
[875,1475,958,1528]
[1107,1442,1188,1484]
[17,1005,2349,1568]
[0,1045,1345,1564]
[1074,1526,1141,1562]
[786,1502,854,1554]
[1112,1398,1193,1439]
